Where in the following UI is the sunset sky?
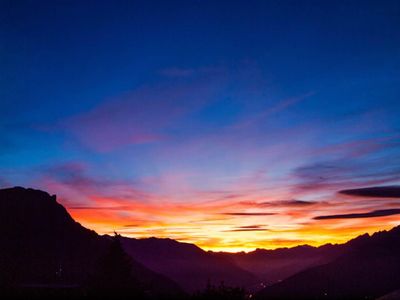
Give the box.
[1,0,400,251]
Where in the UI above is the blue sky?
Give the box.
[1,0,400,250]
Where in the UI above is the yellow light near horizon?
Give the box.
[68,206,400,252]
[65,192,400,252]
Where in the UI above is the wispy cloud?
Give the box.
[61,76,224,152]
[291,152,400,194]
[222,212,276,216]
[159,67,196,77]
[233,92,315,129]
[68,206,132,210]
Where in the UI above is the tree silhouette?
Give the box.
[191,281,246,300]
[87,233,143,298]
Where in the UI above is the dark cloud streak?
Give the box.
[236,225,264,229]
[339,186,400,198]
[260,200,315,207]
[225,228,269,232]
[314,208,400,220]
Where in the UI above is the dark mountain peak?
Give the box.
[0,186,100,241]
[246,226,400,257]
[245,244,318,259]
[345,232,370,246]
[122,236,204,258]
[0,186,60,210]
[256,223,400,299]
[378,224,400,235]
[1,186,56,202]
[389,224,400,234]
[122,236,256,292]
[0,186,184,297]
[341,225,400,253]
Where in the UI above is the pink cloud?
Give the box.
[61,76,224,152]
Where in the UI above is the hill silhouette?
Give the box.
[1,186,400,299]
[121,236,255,292]
[0,187,183,298]
[255,226,400,299]
[217,243,343,289]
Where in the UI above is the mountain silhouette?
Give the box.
[2,186,400,299]
[255,225,400,299]
[217,243,343,290]
[121,236,255,292]
[0,187,183,298]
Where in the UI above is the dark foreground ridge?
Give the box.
[1,187,400,299]
[255,223,400,299]
[0,187,183,299]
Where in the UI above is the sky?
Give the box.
[1,0,400,251]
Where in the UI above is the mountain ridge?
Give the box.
[0,186,183,297]
[0,187,255,293]
[255,224,400,299]
[1,186,399,298]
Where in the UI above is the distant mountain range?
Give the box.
[121,236,255,292]
[217,243,342,290]
[255,225,400,299]
[1,187,400,299]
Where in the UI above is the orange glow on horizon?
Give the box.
[64,193,400,252]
